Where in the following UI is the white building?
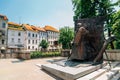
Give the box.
[7,22,25,53]
[0,14,60,52]
[23,24,39,51]
[37,27,47,42]
[0,14,8,53]
[44,25,59,51]
[35,27,47,50]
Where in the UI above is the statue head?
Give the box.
[78,27,89,35]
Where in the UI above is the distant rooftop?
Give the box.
[0,14,8,20]
[44,25,59,32]
[8,22,23,31]
[8,22,59,32]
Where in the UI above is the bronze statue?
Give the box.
[69,16,106,63]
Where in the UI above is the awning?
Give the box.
[8,46,18,48]
[1,47,6,50]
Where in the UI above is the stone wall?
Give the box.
[103,50,120,61]
[61,49,71,57]
[0,51,30,60]
[17,52,30,60]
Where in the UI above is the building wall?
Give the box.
[25,31,39,51]
[1,15,60,52]
[0,18,8,51]
[39,31,47,42]
[7,29,25,52]
[46,31,59,50]
[38,31,47,50]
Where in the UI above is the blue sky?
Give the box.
[0,0,119,29]
[0,0,74,29]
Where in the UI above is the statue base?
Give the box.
[40,59,107,80]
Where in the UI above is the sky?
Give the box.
[0,0,119,29]
[0,0,74,29]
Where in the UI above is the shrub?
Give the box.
[30,51,61,59]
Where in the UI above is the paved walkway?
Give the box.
[0,57,64,80]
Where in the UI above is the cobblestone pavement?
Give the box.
[0,57,65,80]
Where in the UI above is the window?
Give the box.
[32,40,34,44]
[28,33,31,37]
[28,40,30,44]
[28,46,30,49]
[12,38,14,42]
[51,41,52,45]
[2,39,5,44]
[18,32,21,36]
[2,31,5,36]
[18,38,21,43]
[36,34,37,37]
[32,34,34,37]
[2,23,6,28]
[32,46,34,49]
[36,40,37,44]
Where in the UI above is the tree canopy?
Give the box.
[111,10,120,49]
[59,27,74,49]
[39,39,48,49]
[72,0,120,49]
[72,0,120,20]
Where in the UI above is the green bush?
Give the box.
[30,51,61,59]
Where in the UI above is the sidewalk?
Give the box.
[0,57,64,80]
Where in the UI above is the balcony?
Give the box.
[8,44,24,48]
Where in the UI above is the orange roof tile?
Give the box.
[36,27,46,32]
[44,25,59,32]
[8,27,23,31]
[23,24,38,32]
[8,22,24,31]
[8,22,21,26]
[31,26,39,32]
[0,14,8,20]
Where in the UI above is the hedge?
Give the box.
[30,51,61,59]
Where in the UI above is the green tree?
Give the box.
[72,0,120,49]
[72,0,95,19]
[59,27,74,49]
[72,0,120,19]
[39,40,48,50]
[111,10,120,49]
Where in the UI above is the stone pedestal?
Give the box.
[61,49,71,57]
[40,59,107,80]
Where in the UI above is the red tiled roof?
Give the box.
[36,27,46,32]
[44,25,59,32]
[31,26,39,32]
[8,22,21,26]
[23,24,46,32]
[23,24,35,32]
[8,22,23,31]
